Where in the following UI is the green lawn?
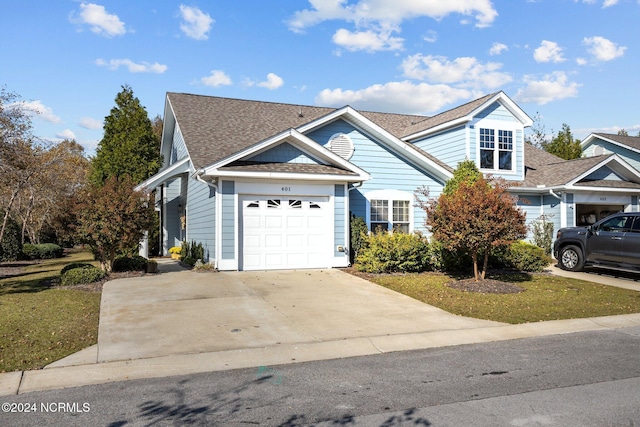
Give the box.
[358,271,640,324]
[0,251,101,372]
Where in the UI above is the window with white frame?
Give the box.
[367,191,412,233]
[479,128,513,171]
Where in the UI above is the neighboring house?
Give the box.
[582,133,640,172]
[136,91,640,270]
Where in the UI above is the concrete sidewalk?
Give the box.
[2,260,640,396]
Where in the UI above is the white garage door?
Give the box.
[240,197,330,270]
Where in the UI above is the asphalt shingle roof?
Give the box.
[168,93,337,170]
[593,133,640,151]
[401,92,499,138]
[522,143,614,187]
[167,92,453,174]
[220,161,359,176]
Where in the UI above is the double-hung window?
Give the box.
[369,199,410,232]
[479,128,513,171]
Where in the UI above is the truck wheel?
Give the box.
[558,245,584,271]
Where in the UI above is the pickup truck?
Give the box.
[553,212,640,272]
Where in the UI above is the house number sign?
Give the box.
[281,186,292,192]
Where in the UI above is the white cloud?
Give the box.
[79,117,103,130]
[315,81,471,114]
[489,42,508,56]
[179,5,214,40]
[201,70,232,87]
[515,71,581,105]
[257,73,284,90]
[533,40,565,63]
[423,30,437,43]
[288,0,498,33]
[71,2,126,37]
[577,0,620,6]
[332,27,404,52]
[18,100,62,124]
[95,58,168,73]
[583,36,626,61]
[400,54,512,90]
[56,129,77,140]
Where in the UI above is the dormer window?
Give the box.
[480,128,513,171]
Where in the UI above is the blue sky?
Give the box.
[1,0,638,155]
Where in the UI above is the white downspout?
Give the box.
[549,189,567,228]
[194,170,219,268]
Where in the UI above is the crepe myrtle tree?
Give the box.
[416,161,527,281]
[76,176,154,272]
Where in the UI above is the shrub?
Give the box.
[490,241,552,272]
[112,255,148,272]
[180,240,204,263]
[169,246,182,255]
[504,241,553,272]
[530,214,555,255]
[21,243,63,260]
[61,265,106,286]
[0,216,22,261]
[427,239,473,274]
[349,215,368,264]
[61,262,95,275]
[355,231,430,273]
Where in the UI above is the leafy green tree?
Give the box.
[76,176,154,272]
[442,159,483,196]
[617,129,629,136]
[542,123,582,160]
[90,85,162,186]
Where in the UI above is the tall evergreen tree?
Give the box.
[90,85,162,186]
[542,123,582,160]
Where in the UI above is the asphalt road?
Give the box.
[2,327,639,426]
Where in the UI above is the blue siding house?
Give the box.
[137,92,640,270]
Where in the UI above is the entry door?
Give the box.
[240,197,330,270]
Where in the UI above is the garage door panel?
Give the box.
[241,196,330,270]
[265,234,283,247]
[265,216,283,228]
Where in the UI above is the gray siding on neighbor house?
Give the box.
[334,184,346,258]
[565,193,575,227]
[516,193,563,244]
[221,180,235,260]
[585,138,640,172]
[164,177,183,251]
[170,125,189,165]
[246,142,321,164]
[306,119,444,234]
[583,165,623,181]
[186,176,216,262]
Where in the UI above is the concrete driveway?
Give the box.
[97,264,501,362]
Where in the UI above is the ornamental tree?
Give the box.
[76,176,154,272]
[419,173,527,281]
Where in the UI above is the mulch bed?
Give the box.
[446,278,525,294]
[343,267,526,294]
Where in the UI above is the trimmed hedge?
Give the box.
[497,241,553,272]
[355,231,430,273]
[60,262,95,275]
[112,255,148,272]
[61,265,105,286]
[22,243,64,260]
